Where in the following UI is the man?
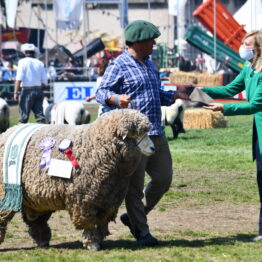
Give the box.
[14,43,47,123]
[95,20,188,246]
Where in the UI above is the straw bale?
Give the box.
[169,71,223,86]
[184,108,227,129]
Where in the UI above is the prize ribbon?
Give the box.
[58,139,79,168]
[63,148,79,168]
[39,137,56,169]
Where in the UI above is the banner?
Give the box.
[0,3,2,25]
[53,81,98,104]
[168,0,178,16]
[119,0,128,28]
[53,0,83,30]
[5,0,19,28]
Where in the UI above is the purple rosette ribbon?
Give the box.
[39,137,56,169]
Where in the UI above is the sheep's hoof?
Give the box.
[36,242,50,248]
[83,242,101,251]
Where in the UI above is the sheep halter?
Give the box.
[136,134,147,147]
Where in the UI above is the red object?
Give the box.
[63,148,79,168]
[1,28,30,43]
[193,0,247,52]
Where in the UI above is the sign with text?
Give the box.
[53,81,98,104]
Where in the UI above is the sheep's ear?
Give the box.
[121,128,129,140]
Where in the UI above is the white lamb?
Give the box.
[161,99,186,139]
[43,98,90,125]
[0,98,9,133]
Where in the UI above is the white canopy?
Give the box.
[234,0,262,31]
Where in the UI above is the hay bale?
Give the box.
[169,71,198,85]
[169,71,224,86]
[184,108,227,129]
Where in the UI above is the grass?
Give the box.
[2,105,262,261]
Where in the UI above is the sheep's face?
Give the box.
[136,134,155,156]
[95,109,153,151]
[112,109,152,139]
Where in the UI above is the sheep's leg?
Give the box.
[170,123,179,139]
[175,118,186,134]
[22,208,52,247]
[0,210,16,244]
[82,223,110,251]
[177,106,186,134]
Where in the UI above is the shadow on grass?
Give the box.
[0,234,256,252]
[102,233,256,250]
[167,136,200,142]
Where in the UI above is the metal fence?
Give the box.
[0,81,54,105]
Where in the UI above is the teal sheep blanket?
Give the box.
[0,124,44,211]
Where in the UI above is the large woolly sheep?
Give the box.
[161,99,186,139]
[0,98,9,133]
[0,109,154,250]
[43,98,91,125]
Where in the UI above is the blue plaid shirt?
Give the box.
[95,51,175,135]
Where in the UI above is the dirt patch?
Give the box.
[0,203,258,250]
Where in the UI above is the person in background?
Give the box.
[58,57,77,80]
[47,61,57,81]
[0,61,16,100]
[3,61,16,81]
[85,60,110,116]
[95,20,189,247]
[14,43,47,123]
[0,60,4,82]
[201,30,262,241]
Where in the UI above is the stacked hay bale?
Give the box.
[169,71,224,86]
[184,108,227,129]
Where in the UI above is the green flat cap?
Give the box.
[124,20,161,43]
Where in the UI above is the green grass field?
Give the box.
[2,105,262,262]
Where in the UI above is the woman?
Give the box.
[202,30,262,241]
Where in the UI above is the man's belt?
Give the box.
[22,86,41,90]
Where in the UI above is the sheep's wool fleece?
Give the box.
[0,109,151,228]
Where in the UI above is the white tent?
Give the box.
[234,0,262,31]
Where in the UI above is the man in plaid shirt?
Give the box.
[96,20,188,247]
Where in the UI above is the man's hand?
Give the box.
[203,103,224,112]
[13,93,19,101]
[14,80,21,102]
[117,94,131,108]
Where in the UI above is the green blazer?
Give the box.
[203,62,262,159]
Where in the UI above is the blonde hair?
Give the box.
[242,30,262,72]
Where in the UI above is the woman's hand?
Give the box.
[86,96,95,102]
[203,103,224,112]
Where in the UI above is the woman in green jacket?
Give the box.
[203,30,262,241]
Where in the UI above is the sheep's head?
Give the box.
[136,134,155,156]
[96,109,154,156]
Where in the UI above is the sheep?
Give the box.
[0,109,154,250]
[161,99,186,139]
[43,97,91,125]
[0,98,9,133]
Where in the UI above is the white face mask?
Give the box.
[239,45,254,61]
